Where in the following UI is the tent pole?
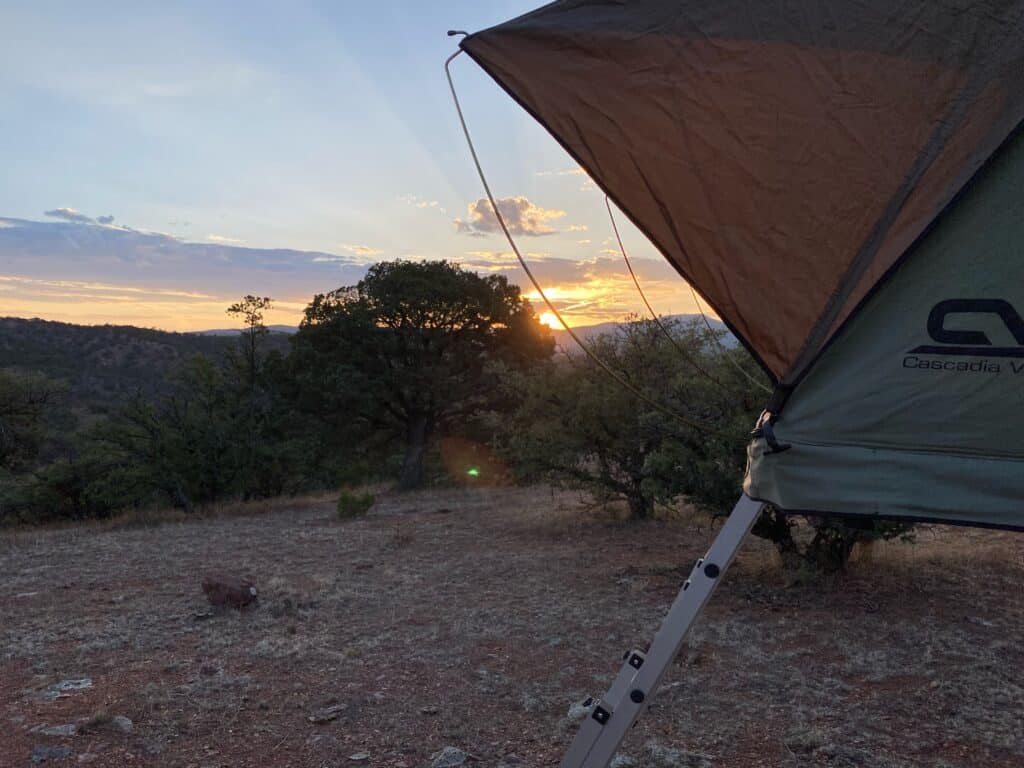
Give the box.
[560,494,764,768]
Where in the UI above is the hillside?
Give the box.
[550,313,731,349]
[0,317,289,414]
[1,486,1020,767]
[0,314,727,416]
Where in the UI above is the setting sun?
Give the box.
[538,311,564,330]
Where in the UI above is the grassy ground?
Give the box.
[1,487,1022,767]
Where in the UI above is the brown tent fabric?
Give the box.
[461,0,1024,385]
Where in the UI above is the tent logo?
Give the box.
[909,299,1024,358]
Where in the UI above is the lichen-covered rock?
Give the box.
[201,574,257,610]
[430,746,469,767]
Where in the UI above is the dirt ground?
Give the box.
[2,487,1022,768]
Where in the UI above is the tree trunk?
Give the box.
[626,489,650,520]
[752,506,802,571]
[805,525,861,573]
[398,414,431,491]
[173,481,194,515]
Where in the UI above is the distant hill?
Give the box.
[193,325,298,337]
[0,317,289,415]
[0,314,732,416]
[550,313,732,349]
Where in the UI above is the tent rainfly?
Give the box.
[449,1,1024,766]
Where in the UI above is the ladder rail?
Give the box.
[560,494,765,768]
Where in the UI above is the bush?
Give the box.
[337,489,375,519]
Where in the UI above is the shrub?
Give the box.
[336,489,375,519]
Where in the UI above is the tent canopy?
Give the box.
[460,0,1024,529]
[460,0,1024,387]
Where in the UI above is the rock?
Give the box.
[42,679,92,701]
[31,744,73,763]
[644,740,713,768]
[349,753,370,762]
[39,724,78,737]
[519,693,543,713]
[419,706,440,716]
[558,698,592,734]
[610,757,637,768]
[109,716,133,734]
[201,574,258,610]
[566,700,591,722]
[308,703,348,724]
[430,746,469,767]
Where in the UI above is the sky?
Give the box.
[0,1,708,332]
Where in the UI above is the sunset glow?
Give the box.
[0,2,713,333]
[538,311,563,330]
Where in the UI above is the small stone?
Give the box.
[419,706,440,716]
[201,574,258,610]
[430,746,469,768]
[610,757,637,768]
[42,679,92,701]
[40,724,78,737]
[566,700,590,722]
[644,740,713,768]
[558,699,592,734]
[308,703,348,724]
[110,716,133,734]
[31,744,73,763]
[349,753,370,762]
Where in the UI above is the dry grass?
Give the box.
[1,486,1022,767]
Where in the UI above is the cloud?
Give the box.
[454,196,566,238]
[341,243,383,258]
[568,224,588,232]
[535,166,587,178]
[0,273,313,332]
[398,194,447,214]
[45,207,94,224]
[207,234,244,244]
[97,215,115,225]
[0,214,369,307]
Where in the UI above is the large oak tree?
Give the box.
[290,260,553,489]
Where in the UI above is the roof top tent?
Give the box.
[449,1,1024,765]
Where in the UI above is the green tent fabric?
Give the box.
[459,0,1024,529]
[746,130,1024,528]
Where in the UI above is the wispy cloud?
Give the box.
[449,252,703,327]
[535,166,587,178]
[398,194,447,214]
[341,243,383,258]
[44,207,94,224]
[0,275,218,300]
[454,196,565,238]
[207,234,243,244]
[0,273,310,331]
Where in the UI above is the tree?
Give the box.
[226,296,273,391]
[505,318,907,573]
[92,355,242,512]
[0,370,63,472]
[290,260,553,489]
[506,318,756,519]
[225,295,279,498]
